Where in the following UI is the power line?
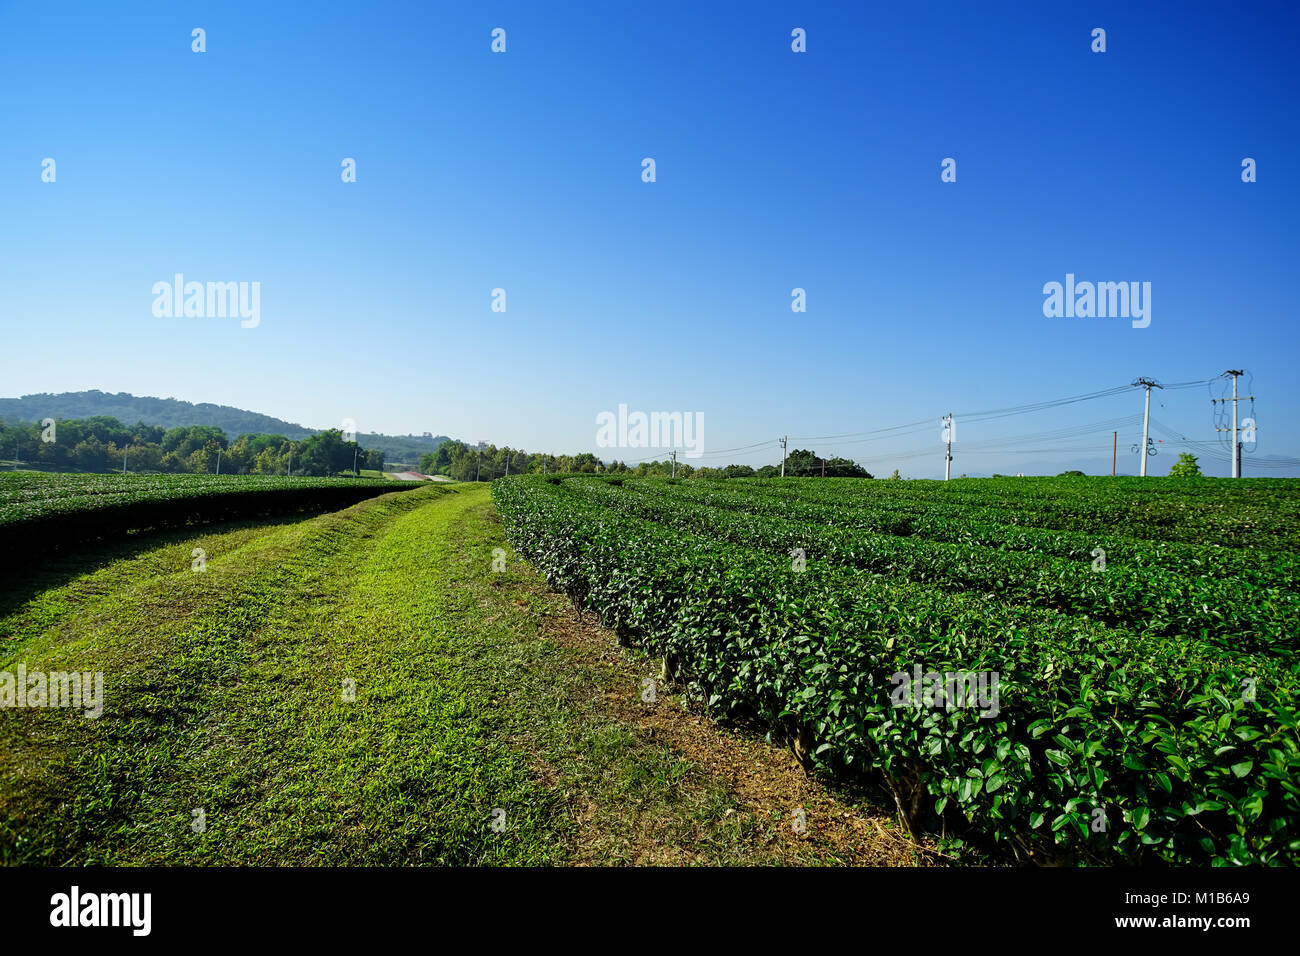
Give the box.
[819,416,1141,466]
[790,418,934,442]
[954,384,1133,421]
[1152,417,1300,469]
[789,379,1216,446]
[598,375,1285,475]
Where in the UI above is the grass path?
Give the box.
[1,484,916,865]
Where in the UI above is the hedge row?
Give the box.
[560,478,1298,655]
[608,477,1299,586]
[494,475,1300,865]
[0,473,419,565]
[740,476,1300,552]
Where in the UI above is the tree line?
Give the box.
[0,416,385,476]
[418,442,872,480]
[419,441,603,480]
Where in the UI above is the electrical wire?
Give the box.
[601,376,1291,474]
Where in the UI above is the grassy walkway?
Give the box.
[1,484,914,865]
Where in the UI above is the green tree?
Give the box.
[162,425,228,460]
[783,449,819,476]
[185,442,225,474]
[298,429,355,476]
[421,440,470,476]
[126,443,164,472]
[782,448,871,478]
[720,464,755,479]
[1168,452,1202,477]
[253,446,284,475]
[72,438,110,472]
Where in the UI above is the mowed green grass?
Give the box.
[2,484,555,863]
[1,483,828,866]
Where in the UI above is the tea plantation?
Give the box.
[0,472,416,564]
[493,475,1300,865]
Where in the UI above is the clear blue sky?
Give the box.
[2,0,1297,476]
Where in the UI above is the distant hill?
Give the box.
[0,390,316,437]
[0,390,450,465]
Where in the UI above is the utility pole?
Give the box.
[504,452,510,478]
[943,414,953,482]
[476,441,486,482]
[123,444,128,475]
[1112,431,1117,477]
[1234,371,1241,479]
[670,450,677,478]
[352,445,359,478]
[1213,370,1253,478]
[216,448,222,476]
[1133,378,1163,477]
[821,457,825,478]
[779,436,788,477]
[287,451,292,477]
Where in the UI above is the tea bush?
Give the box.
[494,474,1300,865]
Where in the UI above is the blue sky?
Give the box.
[1,0,1297,476]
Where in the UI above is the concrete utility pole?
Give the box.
[476,441,486,482]
[780,436,788,477]
[216,448,222,475]
[670,450,677,478]
[1213,370,1253,478]
[352,446,359,478]
[1133,378,1163,477]
[123,445,128,475]
[1112,431,1117,477]
[504,452,510,478]
[943,414,953,481]
[1233,372,1240,479]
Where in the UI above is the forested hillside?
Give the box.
[0,391,450,465]
[0,416,384,476]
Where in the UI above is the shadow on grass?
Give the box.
[0,508,339,622]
